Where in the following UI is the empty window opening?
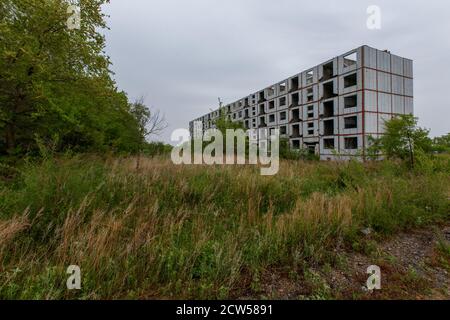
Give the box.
[232,113,236,119]
[343,52,357,68]
[323,138,335,149]
[259,117,266,127]
[307,122,314,128]
[344,95,357,108]
[344,116,358,129]
[292,109,300,122]
[244,109,249,118]
[290,77,299,91]
[267,86,276,96]
[307,88,314,102]
[238,111,242,118]
[323,100,334,117]
[345,137,358,149]
[324,120,334,136]
[344,73,357,88]
[259,104,265,114]
[258,91,265,102]
[279,82,287,92]
[291,92,299,106]
[322,61,334,81]
[323,81,335,99]
[279,97,287,107]
[291,124,301,138]
[269,114,275,122]
[292,140,300,149]
[280,111,287,121]
[280,126,287,135]
[307,105,314,118]
[307,145,316,154]
[244,120,249,129]
[306,70,314,85]
[268,100,275,110]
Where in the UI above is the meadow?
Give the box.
[0,155,448,299]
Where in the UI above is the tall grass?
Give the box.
[0,155,448,299]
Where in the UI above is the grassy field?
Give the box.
[0,155,449,299]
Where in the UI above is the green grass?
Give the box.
[0,154,448,299]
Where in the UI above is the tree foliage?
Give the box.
[0,0,151,156]
[369,115,433,167]
[433,133,450,153]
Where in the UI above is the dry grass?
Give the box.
[0,154,448,299]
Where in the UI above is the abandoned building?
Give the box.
[189,45,414,160]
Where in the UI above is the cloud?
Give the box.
[103,0,450,143]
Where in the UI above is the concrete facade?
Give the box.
[189,46,414,160]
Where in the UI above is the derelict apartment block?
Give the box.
[189,45,414,160]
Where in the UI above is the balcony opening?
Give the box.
[244,109,249,119]
[244,120,249,129]
[279,111,287,121]
[344,137,358,149]
[343,52,357,68]
[259,104,265,114]
[279,96,287,107]
[324,119,334,136]
[258,91,265,103]
[344,95,357,108]
[259,116,266,127]
[291,92,299,107]
[280,126,287,135]
[344,73,357,88]
[292,140,300,149]
[322,61,334,81]
[291,109,300,122]
[344,116,358,129]
[291,124,301,138]
[323,138,335,149]
[290,77,299,91]
[323,100,334,117]
[269,114,275,123]
[322,81,335,100]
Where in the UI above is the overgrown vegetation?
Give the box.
[0,155,448,299]
[0,0,165,156]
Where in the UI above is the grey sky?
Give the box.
[103,0,450,143]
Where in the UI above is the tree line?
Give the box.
[0,0,169,158]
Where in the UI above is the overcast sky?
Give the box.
[102,0,450,143]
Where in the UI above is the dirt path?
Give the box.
[239,224,450,300]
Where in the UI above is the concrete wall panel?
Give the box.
[378,93,392,113]
[391,54,404,75]
[377,71,391,93]
[364,91,377,112]
[377,50,391,72]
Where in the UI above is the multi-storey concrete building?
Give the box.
[189,45,414,160]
